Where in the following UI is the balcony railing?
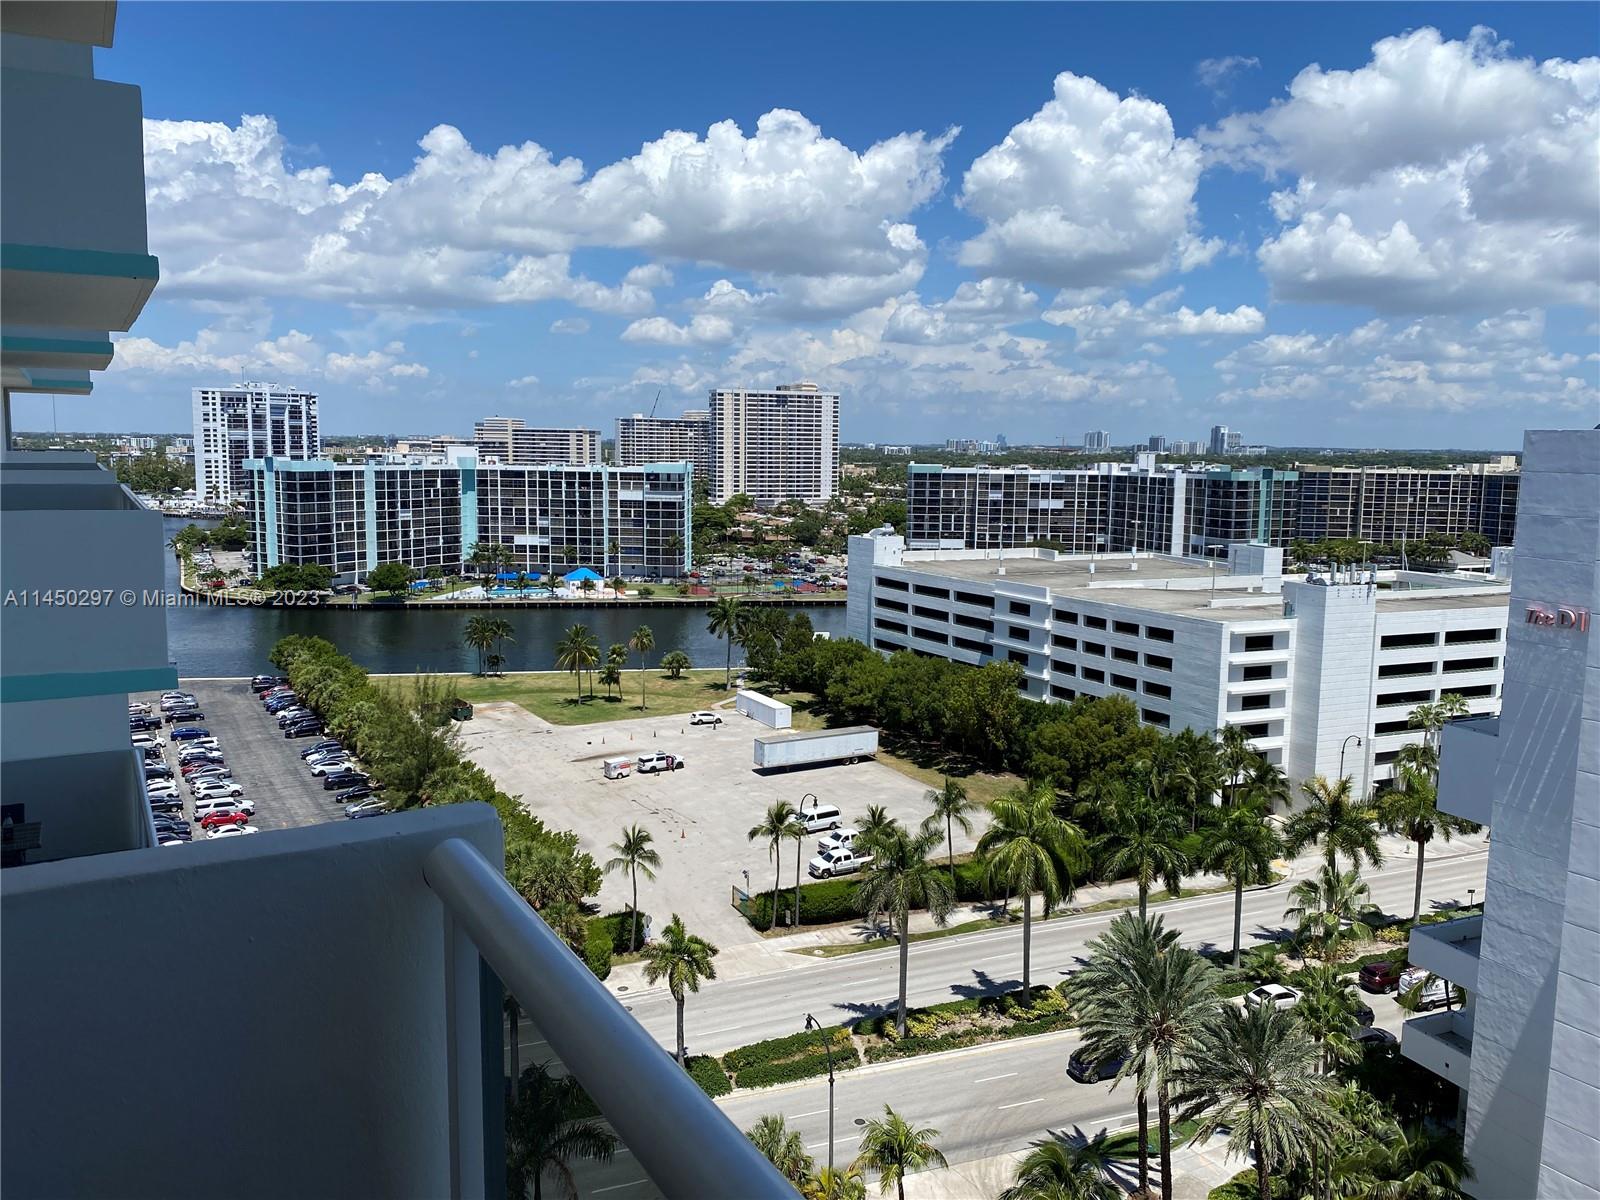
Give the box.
[1407,913,1482,993]
[1401,1008,1474,1091]
[424,836,789,1200]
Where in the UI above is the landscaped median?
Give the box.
[677,983,1078,1099]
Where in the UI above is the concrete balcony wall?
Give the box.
[1409,914,1484,993]
[0,746,153,862]
[0,476,175,703]
[0,805,503,1199]
[1438,716,1500,825]
[1402,1008,1475,1091]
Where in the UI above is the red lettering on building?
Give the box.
[1526,603,1591,632]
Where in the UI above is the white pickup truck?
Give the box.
[807,847,874,879]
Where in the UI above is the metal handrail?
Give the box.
[423,837,791,1200]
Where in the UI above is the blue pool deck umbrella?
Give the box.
[564,567,603,583]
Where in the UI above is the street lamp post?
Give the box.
[803,1013,836,1174]
[1339,734,1362,781]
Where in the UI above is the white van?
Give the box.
[603,757,634,780]
[798,804,842,833]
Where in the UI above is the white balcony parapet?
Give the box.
[423,836,791,1200]
[1408,914,1483,994]
[1438,715,1499,826]
[1401,1008,1474,1091]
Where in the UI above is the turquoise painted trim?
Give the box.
[460,464,478,564]
[363,466,378,573]
[2,335,114,356]
[263,459,280,569]
[1,243,160,281]
[683,462,694,573]
[19,376,93,394]
[2,666,179,704]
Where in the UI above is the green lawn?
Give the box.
[438,668,738,725]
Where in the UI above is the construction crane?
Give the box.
[648,389,661,418]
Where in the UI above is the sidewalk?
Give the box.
[601,829,1489,997]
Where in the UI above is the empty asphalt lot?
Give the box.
[457,702,984,948]
[135,679,344,835]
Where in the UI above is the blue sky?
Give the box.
[25,2,1597,448]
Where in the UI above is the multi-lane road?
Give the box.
[530,849,1487,1196]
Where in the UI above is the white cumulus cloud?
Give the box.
[1043,289,1265,355]
[620,314,737,347]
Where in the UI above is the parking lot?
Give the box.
[134,678,346,839]
[457,702,982,947]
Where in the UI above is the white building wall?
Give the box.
[1454,429,1599,1200]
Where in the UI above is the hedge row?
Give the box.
[584,924,613,980]
[723,1023,852,1072]
[730,1050,863,1090]
[686,1055,731,1097]
[590,909,653,955]
[855,985,1075,1062]
[743,858,1017,931]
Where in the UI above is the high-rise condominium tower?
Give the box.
[472,417,600,465]
[193,382,320,503]
[616,410,710,477]
[707,383,839,506]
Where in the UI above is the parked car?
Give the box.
[284,721,325,738]
[1398,969,1453,1011]
[688,711,723,726]
[194,796,255,819]
[186,772,235,791]
[165,708,205,724]
[346,799,388,819]
[199,810,249,830]
[179,749,225,764]
[817,828,859,854]
[635,751,686,773]
[207,824,260,839]
[250,675,288,692]
[334,785,375,804]
[182,760,227,776]
[146,784,180,801]
[131,731,165,748]
[301,740,343,759]
[184,736,221,751]
[304,749,346,767]
[149,794,184,814]
[308,759,352,777]
[1355,1027,1398,1048]
[797,804,843,834]
[1067,1047,1129,1083]
[170,726,212,741]
[807,847,873,879]
[264,695,299,712]
[323,771,370,791]
[1244,984,1301,1012]
[1358,960,1405,993]
[276,707,312,726]
[193,780,244,801]
[130,715,163,732]
[144,765,173,782]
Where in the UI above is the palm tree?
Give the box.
[999,1135,1120,1200]
[1174,1003,1338,1200]
[749,801,803,931]
[977,782,1086,993]
[1285,865,1373,961]
[660,649,691,678]
[1091,784,1188,920]
[1378,766,1471,924]
[1285,775,1384,876]
[1215,724,1258,807]
[854,1106,947,1200]
[599,658,622,697]
[488,617,515,674]
[463,615,494,676]
[641,914,718,1065]
[707,595,744,688]
[746,1114,815,1186]
[856,804,898,854]
[504,1061,619,1200]
[1244,756,1292,814]
[1063,913,1187,1199]
[1170,728,1223,830]
[1408,694,1469,760]
[629,625,656,709]
[1200,801,1282,967]
[856,825,956,1036]
[804,1167,868,1200]
[921,776,974,890]
[554,624,600,702]
[1295,963,1366,1074]
[603,825,660,953]
[1334,1121,1471,1199]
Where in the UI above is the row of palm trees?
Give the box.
[747,1106,945,1200]
[551,623,660,707]
[462,615,514,675]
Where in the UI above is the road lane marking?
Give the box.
[592,1180,647,1193]
[805,1134,862,1150]
[699,1023,750,1036]
[996,1097,1045,1110]
[974,1072,1018,1083]
[792,1108,830,1118]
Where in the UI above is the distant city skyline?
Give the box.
[8,3,1595,449]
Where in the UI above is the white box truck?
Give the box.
[735,689,792,729]
[752,726,878,771]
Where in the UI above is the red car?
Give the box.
[1358,960,1404,993]
[181,761,225,775]
[198,810,248,830]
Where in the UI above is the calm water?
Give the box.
[161,518,845,677]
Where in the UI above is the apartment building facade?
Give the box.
[707,382,839,505]
[472,417,600,466]
[1398,429,1597,1200]
[247,452,691,581]
[193,382,320,504]
[847,531,1508,786]
[1084,430,1110,452]
[909,460,1519,556]
[616,409,710,478]
[1295,461,1521,546]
